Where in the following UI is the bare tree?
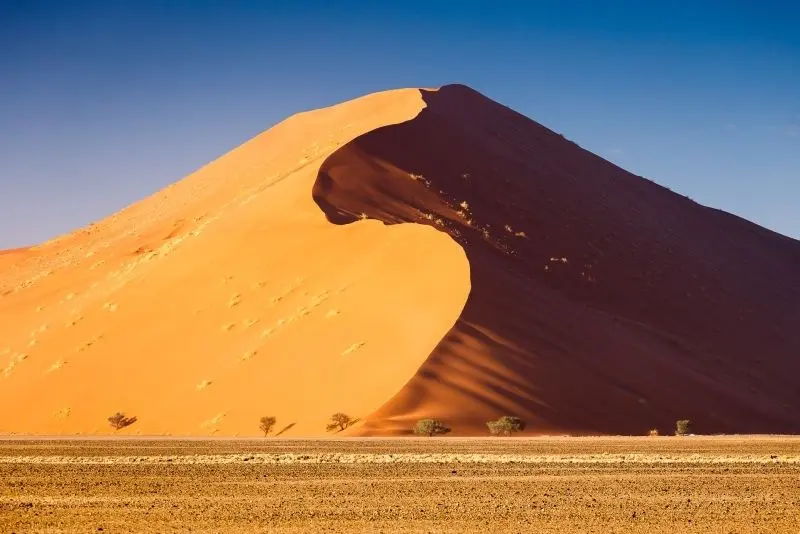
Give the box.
[259,416,277,437]
[326,413,355,432]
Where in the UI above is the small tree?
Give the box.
[108,412,137,431]
[326,413,355,432]
[259,416,277,437]
[486,416,526,436]
[413,419,451,437]
[675,419,691,436]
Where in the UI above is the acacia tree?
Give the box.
[486,416,526,436]
[675,419,692,436]
[108,412,137,431]
[326,413,355,432]
[259,416,277,437]
[413,419,451,437]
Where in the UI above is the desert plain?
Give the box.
[2,436,799,533]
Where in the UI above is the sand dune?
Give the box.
[1,84,798,436]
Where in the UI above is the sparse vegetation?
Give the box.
[108,412,137,431]
[486,416,526,436]
[498,223,528,239]
[675,419,691,436]
[408,173,432,186]
[413,419,451,437]
[259,416,277,436]
[326,413,355,432]
[420,211,445,227]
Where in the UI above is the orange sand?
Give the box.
[1,85,798,436]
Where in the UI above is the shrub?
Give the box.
[108,412,137,431]
[259,416,277,436]
[486,416,526,436]
[326,413,355,432]
[675,419,691,436]
[648,429,659,437]
[413,419,451,437]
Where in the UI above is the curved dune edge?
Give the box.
[314,84,800,436]
[0,87,470,436]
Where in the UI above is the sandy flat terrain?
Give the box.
[2,437,799,533]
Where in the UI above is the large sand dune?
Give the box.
[1,84,798,436]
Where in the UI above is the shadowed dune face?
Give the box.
[313,85,800,435]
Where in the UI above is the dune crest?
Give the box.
[0,88,468,436]
[2,84,799,436]
[314,84,800,435]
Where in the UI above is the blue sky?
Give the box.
[1,1,798,247]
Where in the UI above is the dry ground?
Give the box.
[1,436,799,533]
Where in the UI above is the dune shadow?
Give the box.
[311,84,800,435]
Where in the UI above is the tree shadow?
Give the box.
[275,422,296,437]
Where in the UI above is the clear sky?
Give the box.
[1,1,798,248]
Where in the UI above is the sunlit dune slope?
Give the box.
[2,84,799,436]
[0,88,469,436]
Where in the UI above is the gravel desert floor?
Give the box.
[1,436,799,533]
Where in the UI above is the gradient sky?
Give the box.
[1,1,798,248]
